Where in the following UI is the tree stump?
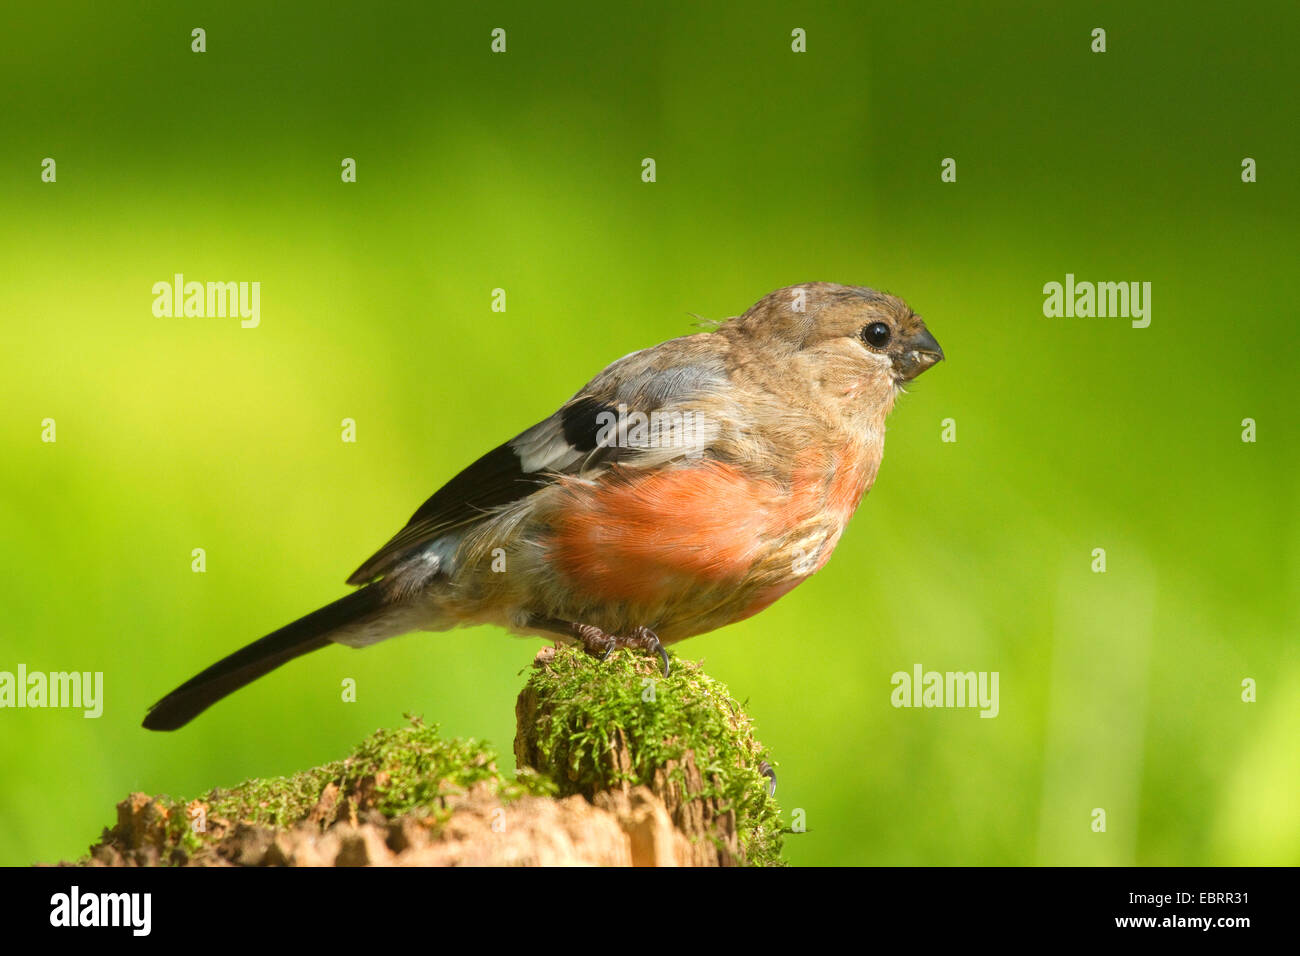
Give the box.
[66,645,783,867]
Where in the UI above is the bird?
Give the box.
[143,282,944,731]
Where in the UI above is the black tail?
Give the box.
[142,587,385,731]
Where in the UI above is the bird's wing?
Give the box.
[346,336,730,585]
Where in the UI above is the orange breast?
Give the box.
[546,440,876,610]
[546,462,777,604]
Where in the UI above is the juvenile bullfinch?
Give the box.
[143,282,943,730]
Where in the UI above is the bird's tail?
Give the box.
[142,587,387,731]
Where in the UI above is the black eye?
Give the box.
[861,322,891,348]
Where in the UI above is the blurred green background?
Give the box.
[2,0,1296,866]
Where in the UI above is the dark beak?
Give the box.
[896,327,944,381]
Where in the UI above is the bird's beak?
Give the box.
[896,327,944,381]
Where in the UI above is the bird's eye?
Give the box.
[861,322,892,348]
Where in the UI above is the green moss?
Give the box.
[519,645,784,866]
[103,716,549,864]
[197,717,540,827]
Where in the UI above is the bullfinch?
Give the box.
[143,282,943,730]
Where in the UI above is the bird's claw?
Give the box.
[576,623,670,677]
[759,760,777,796]
[655,643,670,678]
[628,626,670,677]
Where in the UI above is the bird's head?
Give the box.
[727,282,944,390]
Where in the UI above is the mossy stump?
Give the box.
[72,645,783,867]
[515,645,782,866]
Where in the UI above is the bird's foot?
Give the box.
[572,622,616,657]
[573,623,670,677]
[759,760,777,796]
[620,626,671,677]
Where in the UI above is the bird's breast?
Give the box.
[533,435,881,620]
